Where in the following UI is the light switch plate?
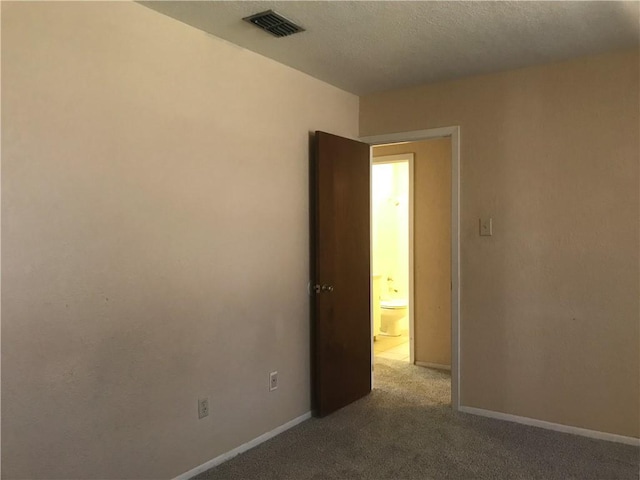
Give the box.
[480,218,493,236]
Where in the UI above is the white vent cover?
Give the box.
[243,10,305,38]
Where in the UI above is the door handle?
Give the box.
[313,284,334,293]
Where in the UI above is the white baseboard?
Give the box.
[459,406,639,446]
[173,411,312,480]
[415,361,451,371]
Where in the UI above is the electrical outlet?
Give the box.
[269,371,278,391]
[198,397,209,419]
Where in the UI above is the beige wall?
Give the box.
[1,3,358,479]
[362,50,640,438]
[374,140,452,367]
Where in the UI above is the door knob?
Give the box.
[313,284,334,293]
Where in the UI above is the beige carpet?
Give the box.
[193,358,639,479]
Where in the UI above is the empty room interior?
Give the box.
[2,1,639,479]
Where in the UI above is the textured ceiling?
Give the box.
[141,1,639,95]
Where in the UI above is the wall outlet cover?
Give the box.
[269,371,278,391]
[198,397,209,419]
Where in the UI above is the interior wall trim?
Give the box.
[459,406,640,446]
[173,412,312,480]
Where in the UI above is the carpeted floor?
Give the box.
[193,358,639,479]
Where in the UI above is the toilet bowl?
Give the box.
[379,299,408,337]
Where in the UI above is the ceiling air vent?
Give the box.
[243,10,305,38]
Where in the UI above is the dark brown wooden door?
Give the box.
[311,131,371,417]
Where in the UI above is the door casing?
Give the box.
[361,126,461,411]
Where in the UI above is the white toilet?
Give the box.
[379,299,408,337]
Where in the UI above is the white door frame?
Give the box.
[361,126,461,411]
[371,153,415,365]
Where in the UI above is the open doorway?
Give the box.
[371,153,413,363]
[367,128,458,408]
[310,127,460,416]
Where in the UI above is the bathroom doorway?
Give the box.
[369,134,455,403]
[310,127,459,414]
[371,154,414,364]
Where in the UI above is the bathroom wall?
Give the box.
[371,163,394,283]
[2,2,359,479]
[373,141,452,366]
[371,161,410,305]
[362,50,639,437]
